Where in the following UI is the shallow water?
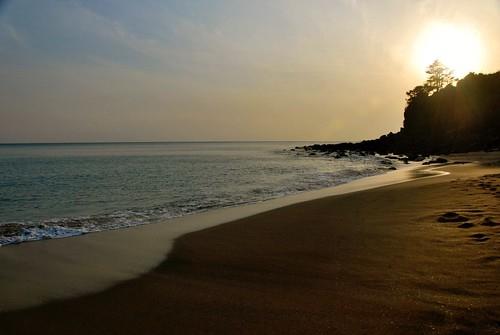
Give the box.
[0,142,397,245]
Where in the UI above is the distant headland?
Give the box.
[305,61,499,158]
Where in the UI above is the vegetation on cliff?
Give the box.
[307,61,499,156]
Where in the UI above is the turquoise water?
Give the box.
[0,142,393,245]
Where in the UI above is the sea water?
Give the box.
[0,142,398,245]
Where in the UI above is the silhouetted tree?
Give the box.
[424,59,455,94]
[405,85,429,104]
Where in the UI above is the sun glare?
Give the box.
[413,23,483,79]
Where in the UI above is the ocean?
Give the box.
[0,142,397,246]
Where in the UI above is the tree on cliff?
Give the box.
[405,85,428,104]
[311,70,499,155]
[424,59,455,94]
[406,60,455,104]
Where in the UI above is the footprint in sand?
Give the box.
[437,212,469,223]
[480,255,500,263]
[470,233,490,242]
[480,217,499,227]
[463,209,484,213]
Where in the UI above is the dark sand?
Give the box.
[0,162,499,334]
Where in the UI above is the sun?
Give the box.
[413,23,483,79]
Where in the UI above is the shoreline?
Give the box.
[0,161,442,312]
[0,153,498,334]
[0,151,415,248]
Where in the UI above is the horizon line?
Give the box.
[0,140,345,145]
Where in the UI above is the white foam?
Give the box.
[0,155,402,247]
[0,163,449,312]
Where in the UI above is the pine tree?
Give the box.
[424,59,455,94]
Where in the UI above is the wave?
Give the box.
[0,151,400,246]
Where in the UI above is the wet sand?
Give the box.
[0,160,499,334]
[0,163,433,312]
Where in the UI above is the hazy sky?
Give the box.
[1,0,499,142]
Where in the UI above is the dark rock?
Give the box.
[458,222,475,228]
[412,155,426,162]
[423,157,448,165]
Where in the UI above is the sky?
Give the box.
[0,0,499,143]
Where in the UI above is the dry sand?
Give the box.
[0,158,499,334]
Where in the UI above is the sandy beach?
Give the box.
[0,156,499,334]
[2,1,499,333]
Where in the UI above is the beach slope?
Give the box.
[0,161,499,334]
